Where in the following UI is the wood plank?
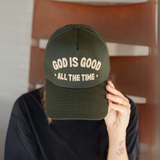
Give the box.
[32,0,155,46]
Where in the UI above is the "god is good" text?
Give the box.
[52,57,101,71]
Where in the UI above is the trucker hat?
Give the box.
[43,24,110,120]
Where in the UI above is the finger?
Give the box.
[108,80,115,88]
[110,102,130,117]
[106,84,124,98]
[106,85,129,103]
[107,81,129,101]
[106,94,127,106]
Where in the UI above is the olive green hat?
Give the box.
[43,24,110,120]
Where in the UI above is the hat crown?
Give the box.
[43,24,110,89]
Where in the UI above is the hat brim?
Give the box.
[45,79,109,120]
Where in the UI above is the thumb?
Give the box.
[108,100,112,113]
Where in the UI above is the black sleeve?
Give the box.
[124,95,140,160]
[4,98,43,160]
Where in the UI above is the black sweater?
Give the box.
[4,87,140,160]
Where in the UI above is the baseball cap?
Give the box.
[43,24,110,120]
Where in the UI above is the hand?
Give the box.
[104,80,131,135]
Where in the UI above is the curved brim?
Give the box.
[45,79,109,120]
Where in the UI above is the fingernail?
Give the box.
[110,81,114,87]
[109,81,112,84]
[106,85,110,89]
[106,94,110,99]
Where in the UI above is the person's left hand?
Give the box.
[104,80,131,135]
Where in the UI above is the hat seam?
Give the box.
[45,27,108,57]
